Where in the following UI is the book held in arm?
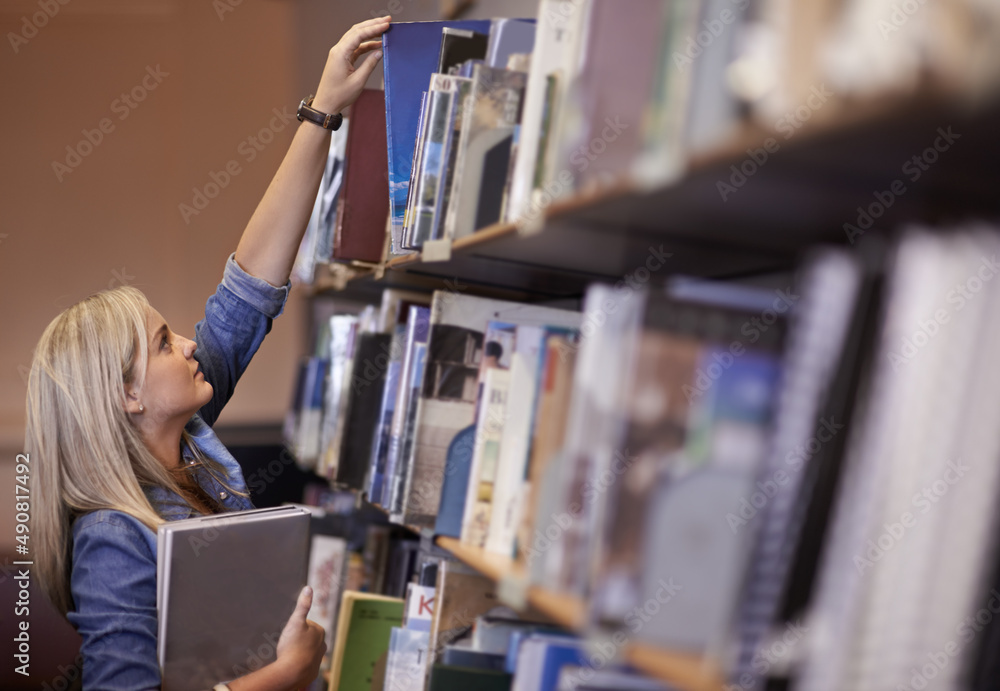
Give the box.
[156,506,311,690]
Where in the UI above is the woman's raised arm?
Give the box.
[233,16,390,287]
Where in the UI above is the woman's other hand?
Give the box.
[311,16,391,116]
[275,586,326,688]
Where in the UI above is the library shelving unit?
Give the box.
[315,89,1000,303]
[313,86,1000,691]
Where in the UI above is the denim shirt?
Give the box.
[66,254,289,690]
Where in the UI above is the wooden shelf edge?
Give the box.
[434,536,515,582]
[433,537,722,691]
[319,86,1000,298]
[625,643,724,691]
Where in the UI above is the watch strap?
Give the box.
[297,95,343,131]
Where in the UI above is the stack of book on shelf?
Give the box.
[287,0,999,287]
[275,2,1000,690]
[291,224,1000,691]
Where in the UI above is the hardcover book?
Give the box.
[404,74,471,248]
[382,19,491,253]
[385,305,431,512]
[400,293,578,527]
[333,88,389,264]
[336,332,392,490]
[327,592,404,691]
[305,534,348,670]
[156,507,311,690]
[504,0,591,225]
[442,64,527,240]
[438,27,489,74]
[461,366,511,548]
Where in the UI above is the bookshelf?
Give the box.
[315,89,1000,303]
[298,5,1000,691]
[434,538,724,691]
[361,499,723,690]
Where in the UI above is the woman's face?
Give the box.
[134,307,213,424]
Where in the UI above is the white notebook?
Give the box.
[156,505,311,690]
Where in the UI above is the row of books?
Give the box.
[777,224,1000,691]
[291,487,672,690]
[289,0,1000,278]
[319,556,672,691]
[289,221,1000,689]
[289,263,792,662]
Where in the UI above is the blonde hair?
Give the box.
[26,286,241,616]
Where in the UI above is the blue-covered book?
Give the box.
[382,19,491,255]
[433,424,476,538]
[383,305,431,509]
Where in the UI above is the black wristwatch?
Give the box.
[296,95,343,131]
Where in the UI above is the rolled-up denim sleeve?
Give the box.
[68,513,161,691]
[194,253,291,426]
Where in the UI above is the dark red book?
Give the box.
[334,88,390,263]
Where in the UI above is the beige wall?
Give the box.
[0,0,539,453]
[0,2,538,684]
[1,0,304,450]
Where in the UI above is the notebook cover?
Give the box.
[329,592,404,691]
[334,88,389,264]
[157,507,310,690]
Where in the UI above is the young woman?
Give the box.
[26,16,391,690]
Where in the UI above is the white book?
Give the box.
[403,583,436,632]
[504,0,591,227]
[461,366,510,547]
[305,534,348,669]
[399,292,579,527]
[485,325,546,557]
